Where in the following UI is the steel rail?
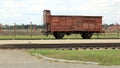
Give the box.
[0,43,119,49]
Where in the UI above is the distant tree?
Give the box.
[3,24,13,30]
[2,24,45,30]
[0,24,2,32]
[4,24,9,29]
[21,24,25,29]
[102,24,108,27]
[25,25,30,29]
[102,24,109,31]
[109,23,114,26]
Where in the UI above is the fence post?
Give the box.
[30,22,32,38]
[33,25,36,32]
[104,32,105,37]
[117,31,119,37]
[0,24,2,32]
[104,29,106,38]
[14,22,16,38]
[97,33,99,39]
[118,31,120,37]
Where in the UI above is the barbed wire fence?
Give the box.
[0,22,44,39]
[0,22,119,39]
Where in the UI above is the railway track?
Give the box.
[0,43,120,49]
[0,40,119,49]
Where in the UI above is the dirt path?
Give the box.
[0,49,119,68]
[0,39,120,45]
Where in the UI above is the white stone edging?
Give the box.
[32,53,98,65]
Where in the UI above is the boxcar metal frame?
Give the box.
[43,10,103,39]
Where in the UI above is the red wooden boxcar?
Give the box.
[43,10,103,39]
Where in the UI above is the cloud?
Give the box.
[0,0,120,25]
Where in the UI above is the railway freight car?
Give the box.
[43,10,103,39]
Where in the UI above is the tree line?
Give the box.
[1,24,44,30]
[0,23,119,30]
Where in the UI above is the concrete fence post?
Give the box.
[14,22,17,38]
[30,22,32,38]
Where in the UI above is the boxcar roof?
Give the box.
[52,15,102,18]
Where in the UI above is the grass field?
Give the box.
[0,35,54,40]
[0,33,120,40]
[29,49,120,65]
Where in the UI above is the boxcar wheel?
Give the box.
[53,32,64,39]
[53,32,57,39]
[81,34,86,39]
[81,33,92,39]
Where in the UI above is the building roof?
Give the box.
[106,25,120,32]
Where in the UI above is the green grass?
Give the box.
[92,33,120,39]
[0,35,55,40]
[0,33,120,40]
[0,35,82,40]
[28,49,120,65]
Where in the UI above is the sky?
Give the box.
[0,0,120,25]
